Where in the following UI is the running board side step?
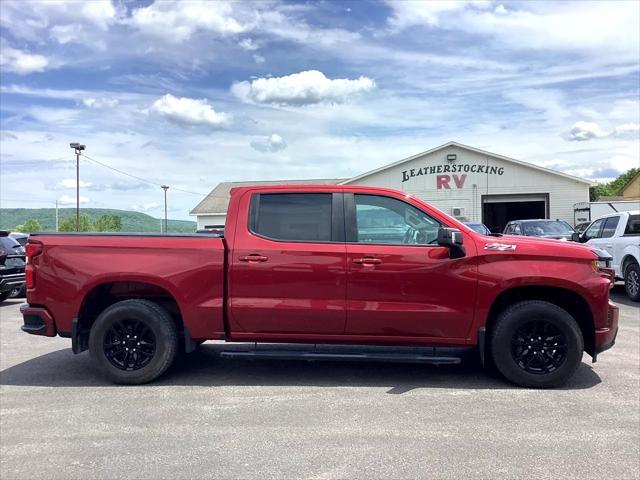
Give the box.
[218,344,471,365]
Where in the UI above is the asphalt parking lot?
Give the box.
[1,287,638,480]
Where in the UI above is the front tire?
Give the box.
[89,299,178,384]
[490,300,583,388]
[624,263,640,302]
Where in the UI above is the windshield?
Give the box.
[522,221,575,236]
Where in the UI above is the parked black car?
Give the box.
[503,219,576,241]
[9,232,29,246]
[0,231,26,302]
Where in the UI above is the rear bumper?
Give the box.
[0,273,25,293]
[593,301,619,358]
[20,304,57,337]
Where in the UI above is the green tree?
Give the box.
[59,213,92,232]
[589,168,639,201]
[15,218,42,233]
[94,214,122,232]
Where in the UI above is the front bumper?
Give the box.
[593,300,619,361]
[0,272,26,293]
[20,304,57,337]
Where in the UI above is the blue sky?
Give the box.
[1,0,638,220]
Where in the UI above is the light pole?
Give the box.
[69,143,85,231]
[161,185,169,233]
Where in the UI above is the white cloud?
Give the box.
[59,179,93,189]
[58,194,89,205]
[238,38,259,51]
[0,47,49,75]
[253,54,266,64]
[0,0,119,45]
[250,134,288,153]
[231,70,376,106]
[567,121,640,141]
[567,121,609,141]
[148,94,230,128]
[131,202,161,212]
[386,1,640,60]
[82,97,119,109]
[128,0,247,43]
[387,0,491,29]
[80,0,118,30]
[50,24,84,44]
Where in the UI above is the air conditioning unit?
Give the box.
[451,207,465,217]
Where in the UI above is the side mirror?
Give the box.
[437,227,464,247]
[437,227,465,258]
[571,232,581,242]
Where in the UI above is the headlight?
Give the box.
[591,248,612,268]
[591,249,614,287]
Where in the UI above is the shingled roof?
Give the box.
[190,178,346,215]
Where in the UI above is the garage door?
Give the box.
[482,194,549,233]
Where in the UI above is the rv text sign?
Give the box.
[401,163,505,189]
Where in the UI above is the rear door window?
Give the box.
[601,216,620,238]
[250,193,333,242]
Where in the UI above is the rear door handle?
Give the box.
[239,254,269,262]
[353,257,382,265]
[605,244,613,248]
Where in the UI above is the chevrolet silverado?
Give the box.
[21,185,618,387]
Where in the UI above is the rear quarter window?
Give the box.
[624,214,640,236]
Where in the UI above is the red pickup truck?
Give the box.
[21,185,618,387]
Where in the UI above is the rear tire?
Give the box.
[89,299,178,384]
[490,300,583,388]
[624,262,640,302]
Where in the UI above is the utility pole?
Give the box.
[69,143,86,231]
[161,185,169,233]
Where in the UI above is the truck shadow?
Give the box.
[0,344,602,393]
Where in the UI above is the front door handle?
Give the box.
[239,254,269,262]
[605,244,613,248]
[353,257,382,265]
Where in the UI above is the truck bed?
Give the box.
[26,233,226,340]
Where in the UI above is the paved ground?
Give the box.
[1,286,638,480]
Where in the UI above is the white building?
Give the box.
[190,142,594,232]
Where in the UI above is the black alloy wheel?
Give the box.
[89,299,178,384]
[511,320,567,374]
[103,319,157,371]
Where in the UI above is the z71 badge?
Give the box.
[484,243,517,252]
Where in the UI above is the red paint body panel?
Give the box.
[26,235,225,339]
[23,184,616,358]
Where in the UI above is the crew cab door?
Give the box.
[228,191,347,336]
[344,193,477,341]
[584,217,615,255]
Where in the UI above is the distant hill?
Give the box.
[0,208,196,233]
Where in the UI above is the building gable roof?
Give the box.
[621,171,640,195]
[340,141,595,186]
[190,178,345,215]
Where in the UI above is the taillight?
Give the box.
[25,242,43,261]
[26,265,35,289]
[25,241,43,289]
